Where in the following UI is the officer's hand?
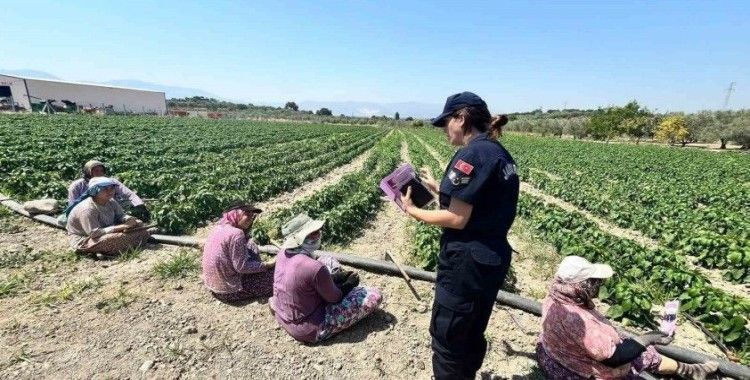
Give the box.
[124,218,139,227]
[419,167,439,193]
[401,186,415,212]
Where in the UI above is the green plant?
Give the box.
[118,247,143,262]
[96,284,137,313]
[153,250,200,279]
[33,276,103,306]
[0,274,29,298]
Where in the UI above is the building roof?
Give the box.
[0,73,166,95]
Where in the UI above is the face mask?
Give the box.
[301,236,321,253]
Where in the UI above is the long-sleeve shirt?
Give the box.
[66,198,131,249]
[540,297,631,379]
[272,249,343,342]
[68,178,144,207]
[201,224,267,294]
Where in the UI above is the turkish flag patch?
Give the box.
[454,160,474,175]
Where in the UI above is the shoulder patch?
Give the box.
[448,170,471,186]
[454,159,474,175]
[503,163,518,180]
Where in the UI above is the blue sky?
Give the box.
[2,0,748,114]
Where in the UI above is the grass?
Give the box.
[33,276,103,307]
[0,273,28,298]
[118,247,144,262]
[152,249,200,280]
[96,283,137,313]
[0,247,43,269]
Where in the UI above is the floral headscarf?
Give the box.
[219,209,246,229]
[547,277,601,310]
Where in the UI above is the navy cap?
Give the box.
[430,91,487,127]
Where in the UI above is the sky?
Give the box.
[2,0,749,114]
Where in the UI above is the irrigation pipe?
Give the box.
[1,193,748,379]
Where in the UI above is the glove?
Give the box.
[634,330,674,346]
[132,205,151,222]
[337,273,360,295]
[332,270,354,285]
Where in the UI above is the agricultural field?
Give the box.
[1,113,749,368]
[409,128,750,362]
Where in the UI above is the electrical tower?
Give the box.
[723,82,736,109]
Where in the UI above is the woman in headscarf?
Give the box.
[201,203,275,303]
[67,160,150,221]
[537,256,719,380]
[65,177,150,257]
[271,213,383,343]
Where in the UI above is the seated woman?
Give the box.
[65,177,150,257]
[272,213,383,343]
[68,160,150,221]
[201,203,274,303]
[537,255,719,380]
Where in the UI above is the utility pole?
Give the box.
[723,82,735,109]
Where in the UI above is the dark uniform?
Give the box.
[430,132,520,379]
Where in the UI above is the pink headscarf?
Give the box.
[219,209,245,229]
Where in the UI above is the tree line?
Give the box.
[504,101,750,149]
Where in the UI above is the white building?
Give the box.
[0,74,166,115]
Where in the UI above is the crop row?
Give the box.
[499,135,750,283]
[0,114,385,233]
[253,131,402,247]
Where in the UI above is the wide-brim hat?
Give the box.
[555,255,613,283]
[281,213,325,249]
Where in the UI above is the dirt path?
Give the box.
[0,212,546,379]
[194,147,373,240]
[410,133,447,168]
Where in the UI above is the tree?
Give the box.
[655,114,690,146]
[315,107,332,116]
[564,117,590,139]
[394,112,400,120]
[587,101,648,141]
[730,114,750,149]
[284,101,299,111]
[619,116,655,144]
[404,116,414,121]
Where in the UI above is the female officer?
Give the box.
[401,91,519,379]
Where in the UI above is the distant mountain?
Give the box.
[297,100,439,119]
[99,79,219,99]
[0,69,60,80]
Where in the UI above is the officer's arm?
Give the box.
[405,196,472,229]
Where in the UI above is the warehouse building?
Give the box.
[0,74,166,115]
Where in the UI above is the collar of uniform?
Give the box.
[468,132,490,145]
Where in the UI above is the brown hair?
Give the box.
[452,107,508,140]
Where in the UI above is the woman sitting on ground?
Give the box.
[537,255,719,380]
[68,160,150,221]
[65,177,150,257]
[271,213,383,343]
[201,203,275,303]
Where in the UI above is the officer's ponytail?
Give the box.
[455,106,508,140]
[489,114,508,139]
